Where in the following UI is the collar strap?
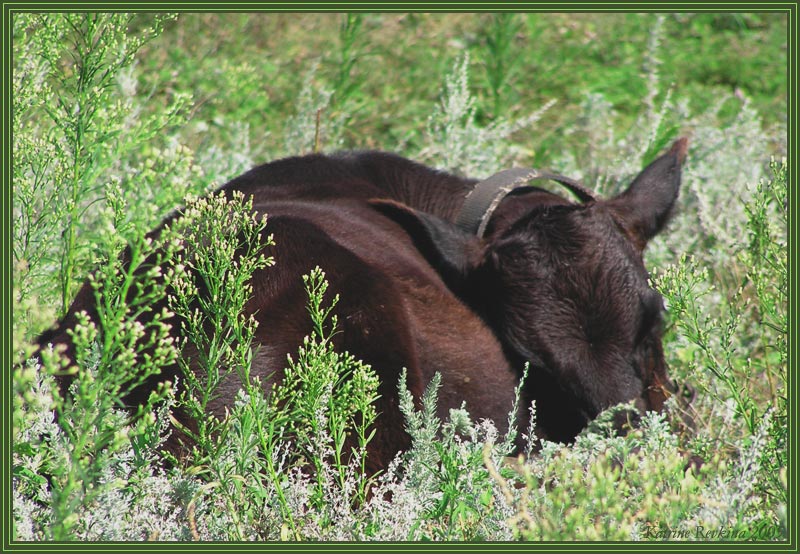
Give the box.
[455,168,595,237]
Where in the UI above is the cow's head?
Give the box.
[372,139,687,442]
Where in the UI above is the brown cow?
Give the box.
[37,139,688,473]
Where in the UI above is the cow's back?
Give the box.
[221,152,476,220]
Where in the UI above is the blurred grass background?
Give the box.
[134,12,786,161]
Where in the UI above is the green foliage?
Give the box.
[390,367,527,541]
[496,409,784,541]
[180,264,380,540]
[160,191,272,540]
[12,11,787,543]
[331,13,366,108]
[271,268,380,511]
[165,191,271,457]
[14,216,183,540]
[477,13,524,119]
[13,194,382,540]
[420,53,555,176]
[12,13,191,316]
[652,160,788,529]
[282,63,349,155]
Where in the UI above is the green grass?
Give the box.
[11,12,788,542]
[134,13,787,161]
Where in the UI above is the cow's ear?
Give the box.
[608,137,687,249]
[369,199,483,286]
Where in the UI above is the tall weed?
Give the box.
[282,63,349,155]
[420,53,555,176]
[12,13,191,317]
[478,13,524,119]
[14,210,185,540]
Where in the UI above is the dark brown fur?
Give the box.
[37,139,688,472]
